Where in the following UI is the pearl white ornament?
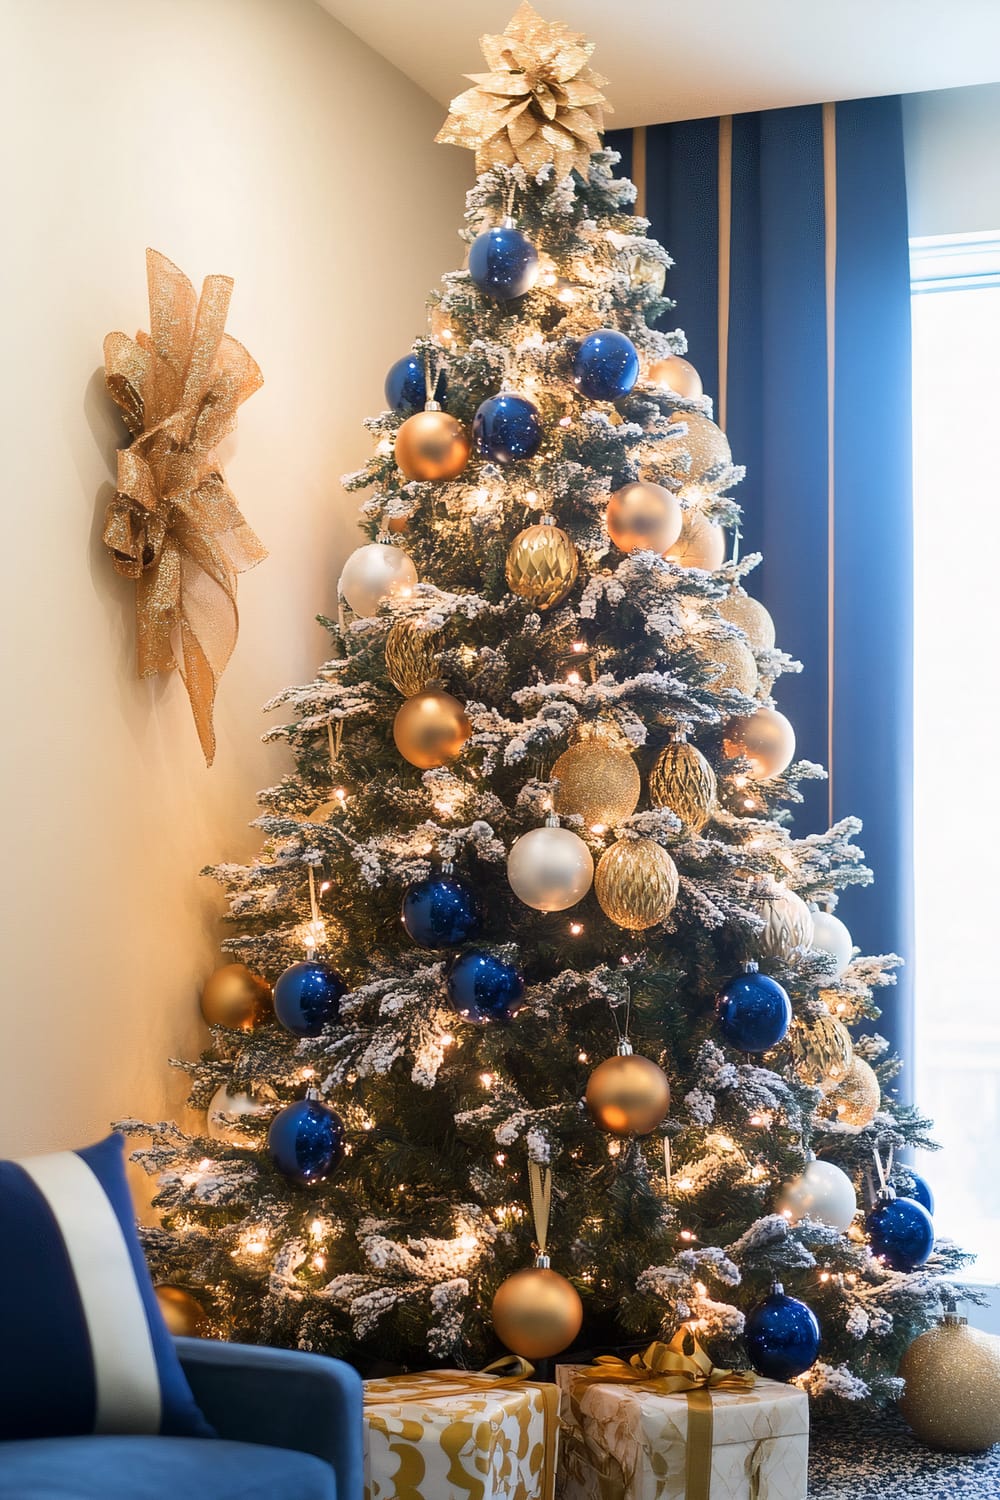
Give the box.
[207,1083,269,1144]
[507,820,594,913]
[758,884,814,960]
[778,1158,858,1233]
[810,909,854,978]
[339,542,417,617]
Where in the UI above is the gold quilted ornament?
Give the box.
[757,885,815,961]
[899,1310,1000,1453]
[506,520,579,611]
[595,838,679,930]
[385,618,439,697]
[823,1054,880,1129]
[717,588,776,652]
[649,740,717,833]
[788,1014,854,1092]
[552,735,640,829]
[705,634,759,696]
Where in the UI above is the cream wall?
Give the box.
[0,0,469,1155]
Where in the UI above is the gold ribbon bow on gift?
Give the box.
[102,249,266,765]
[573,1328,758,1500]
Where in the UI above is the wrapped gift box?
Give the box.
[364,1366,559,1500]
[556,1363,808,1500]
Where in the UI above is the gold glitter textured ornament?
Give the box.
[595,838,679,930]
[394,406,470,482]
[723,706,796,779]
[668,409,732,487]
[586,1044,671,1135]
[506,518,579,610]
[552,735,640,829]
[717,588,776,652]
[900,1310,1000,1453]
[155,1286,207,1338]
[649,740,717,833]
[824,1054,880,1129]
[384,619,439,697]
[605,481,683,555]
[436,3,612,181]
[758,885,815,961]
[200,963,271,1031]
[648,354,703,398]
[393,688,471,770]
[788,1014,854,1092]
[664,510,726,570]
[705,635,759,696]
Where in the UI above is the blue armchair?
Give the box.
[0,1339,364,1500]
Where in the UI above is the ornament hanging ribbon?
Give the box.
[102,249,266,765]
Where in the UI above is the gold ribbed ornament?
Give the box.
[648,741,717,833]
[758,885,815,960]
[669,409,732,485]
[384,619,439,697]
[788,1014,854,1092]
[648,354,702,398]
[706,635,759,696]
[824,1055,880,1129]
[595,838,679,930]
[900,1313,1000,1453]
[664,510,726,570]
[552,737,640,829]
[506,520,579,611]
[155,1286,208,1338]
[717,589,776,652]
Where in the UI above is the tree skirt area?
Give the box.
[810,1408,1000,1496]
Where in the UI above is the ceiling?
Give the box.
[318,0,1000,128]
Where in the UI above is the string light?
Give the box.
[310,1219,326,1240]
[312,1253,326,1271]
[577,1050,589,1063]
[442,1033,455,1047]
[679,1229,696,1242]
[566,670,582,685]
[569,922,584,937]
[558,415,572,427]
[571,640,586,653]
[480,1072,495,1089]
[676,1177,694,1191]
[607,1139,621,1157]
[300,1067,316,1082]
[495,1152,506,1166]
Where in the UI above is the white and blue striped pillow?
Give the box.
[0,1133,214,1441]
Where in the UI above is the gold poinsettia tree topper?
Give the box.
[435,2,612,180]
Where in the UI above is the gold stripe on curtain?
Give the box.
[717,116,733,435]
[822,101,837,825]
[632,126,647,215]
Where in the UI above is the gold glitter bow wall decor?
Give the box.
[102,249,266,766]
[435,2,612,180]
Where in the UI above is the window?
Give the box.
[912,232,1000,1281]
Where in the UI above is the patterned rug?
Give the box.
[810,1409,1000,1497]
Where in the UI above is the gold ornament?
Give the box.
[668,409,732,486]
[649,740,717,833]
[900,1311,1000,1453]
[758,884,815,960]
[385,618,439,697]
[824,1055,880,1129]
[595,838,679,930]
[102,250,266,766]
[552,737,640,829]
[506,520,579,611]
[491,1265,583,1359]
[706,635,759,696]
[717,589,776,652]
[394,407,470,482]
[200,963,271,1031]
[664,510,726,570]
[586,1046,671,1135]
[648,354,703,398]
[436,3,611,181]
[723,707,796,779]
[155,1285,208,1338]
[393,688,471,770]
[788,1014,854,1092]
[606,481,682,556]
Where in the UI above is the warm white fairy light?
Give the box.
[559,415,572,427]
[300,1067,316,1081]
[566,670,582,685]
[577,1050,589,1063]
[495,1152,506,1166]
[569,922,584,936]
[312,1253,326,1271]
[442,1033,455,1047]
[479,1072,494,1089]
[310,1218,327,1240]
[676,1176,694,1191]
[607,1139,621,1157]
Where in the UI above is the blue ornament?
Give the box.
[573,329,640,401]
[745,1284,821,1381]
[268,1093,345,1186]
[402,873,481,949]
[468,224,539,301]
[446,949,524,1023]
[899,1170,935,1215]
[867,1192,935,1270]
[715,964,791,1052]
[384,354,447,413]
[273,960,348,1038]
[473,393,543,464]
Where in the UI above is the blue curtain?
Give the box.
[609,100,914,1079]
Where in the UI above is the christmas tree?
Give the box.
[129,5,973,1403]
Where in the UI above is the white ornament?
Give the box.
[758,884,814,961]
[810,909,854,977]
[507,818,594,913]
[779,1158,858,1233]
[339,542,417,617]
[207,1083,269,1144]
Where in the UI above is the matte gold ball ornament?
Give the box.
[394,404,471,482]
[586,1043,671,1136]
[155,1286,208,1338]
[788,1014,854,1092]
[648,354,703,398]
[200,963,272,1031]
[505,517,579,611]
[824,1054,881,1129]
[723,707,796,779]
[605,481,683,556]
[717,589,776,652]
[900,1309,1000,1453]
[393,687,471,770]
[491,1263,583,1360]
[595,837,679,930]
[665,510,726,570]
[384,618,439,697]
[648,740,717,833]
[552,735,640,829]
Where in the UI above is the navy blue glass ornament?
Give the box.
[573,329,640,401]
[268,1092,345,1186]
[446,949,524,1022]
[401,872,481,949]
[473,393,543,464]
[384,354,447,413]
[273,960,348,1038]
[715,964,791,1052]
[468,223,539,301]
[745,1284,821,1381]
[900,1170,935,1215]
[867,1192,935,1270]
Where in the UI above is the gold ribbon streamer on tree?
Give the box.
[102,248,266,765]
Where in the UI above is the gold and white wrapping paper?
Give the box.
[555,1366,809,1500]
[364,1367,559,1500]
